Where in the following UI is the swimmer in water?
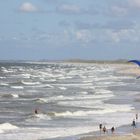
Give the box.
[34,109,38,114]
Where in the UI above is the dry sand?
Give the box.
[116,63,140,75]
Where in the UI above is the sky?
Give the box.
[0,0,140,60]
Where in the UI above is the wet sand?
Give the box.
[79,132,140,140]
[79,127,140,140]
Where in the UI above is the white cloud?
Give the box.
[19,2,38,12]
[75,30,93,43]
[105,28,140,43]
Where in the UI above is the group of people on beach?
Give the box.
[99,124,115,135]
[99,113,138,135]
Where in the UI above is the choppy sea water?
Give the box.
[0,62,139,140]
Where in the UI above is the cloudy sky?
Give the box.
[0,0,140,60]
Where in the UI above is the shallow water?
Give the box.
[0,62,139,140]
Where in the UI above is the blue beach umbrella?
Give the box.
[128,60,140,66]
[128,60,140,79]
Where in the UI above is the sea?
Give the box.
[0,61,139,140]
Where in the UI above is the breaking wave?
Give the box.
[0,123,18,133]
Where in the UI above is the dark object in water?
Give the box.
[35,109,38,114]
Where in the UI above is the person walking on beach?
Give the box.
[111,126,115,134]
[132,119,136,128]
[103,126,107,134]
[136,113,138,121]
[99,124,102,134]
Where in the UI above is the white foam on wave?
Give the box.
[2,94,19,98]
[0,123,18,133]
[79,91,88,94]
[59,87,67,90]
[39,71,64,79]
[11,94,19,98]
[26,113,51,122]
[1,67,13,73]
[0,77,6,79]
[57,76,67,80]
[0,125,98,140]
[82,80,93,83]
[0,83,9,86]
[41,79,56,82]
[54,110,95,117]
[52,83,93,87]
[94,76,118,81]
[36,92,114,104]
[98,81,127,86]
[39,72,54,77]
[34,114,51,120]
[20,74,32,78]
[60,93,113,101]
[58,100,103,108]
[95,89,113,94]
[36,93,114,105]
[35,95,65,103]
[35,98,47,103]
[81,86,95,89]
[11,86,24,89]
[102,104,134,113]
[34,84,54,88]
[22,81,40,85]
[54,104,134,117]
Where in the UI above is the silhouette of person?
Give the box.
[111,127,115,134]
[99,124,102,134]
[132,119,136,128]
[103,126,107,134]
[136,113,138,121]
[35,109,38,114]
[99,124,102,131]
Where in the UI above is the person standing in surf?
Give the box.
[136,113,138,121]
[132,119,136,128]
[103,126,107,134]
[34,109,38,114]
[111,126,115,134]
[99,124,102,134]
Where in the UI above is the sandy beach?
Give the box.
[79,128,140,140]
[116,63,140,76]
[79,133,140,140]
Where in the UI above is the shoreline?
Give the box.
[77,63,140,140]
[78,122,140,140]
